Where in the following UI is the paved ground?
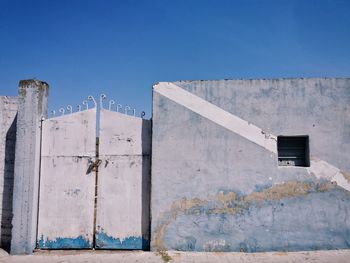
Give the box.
[0,249,349,263]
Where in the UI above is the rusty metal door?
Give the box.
[95,108,151,249]
[37,108,97,249]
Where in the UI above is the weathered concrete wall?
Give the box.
[11,80,49,254]
[0,96,17,251]
[151,78,350,252]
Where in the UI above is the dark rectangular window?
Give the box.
[277,136,309,167]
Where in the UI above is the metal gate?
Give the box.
[95,108,151,249]
[37,96,151,249]
[37,108,96,248]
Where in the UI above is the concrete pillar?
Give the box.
[11,80,49,254]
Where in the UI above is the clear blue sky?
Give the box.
[1,0,349,117]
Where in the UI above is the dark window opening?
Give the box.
[277,136,309,167]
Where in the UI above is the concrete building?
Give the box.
[0,78,349,254]
[151,78,350,252]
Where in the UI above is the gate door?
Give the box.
[37,108,96,249]
[95,108,151,249]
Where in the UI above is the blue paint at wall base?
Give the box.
[95,230,148,250]
[162,188,350,252]
[37,232,149,250]
[38,235,91,249]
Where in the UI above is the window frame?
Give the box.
[277,135,310,167]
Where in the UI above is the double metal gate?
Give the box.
[36,101,151,249]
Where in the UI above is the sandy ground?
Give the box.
[0,249,349,263]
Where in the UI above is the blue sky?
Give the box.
[0,0,349,117]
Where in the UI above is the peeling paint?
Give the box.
[38,235,91,249]
[153,180,342,251]
[95,228,147,249]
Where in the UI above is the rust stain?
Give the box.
[153,180,338,251]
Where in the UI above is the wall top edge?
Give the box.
[153,77,350,87]
[19,79,49,88]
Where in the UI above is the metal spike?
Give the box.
[88,95,97,108]
[124,106,131,115]
[100,94,107,109]
[67,105,73,114]
[116,104,122,112]
[82,100,89,110]
[109,100,115,111]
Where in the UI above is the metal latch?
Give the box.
[87,158,102,174]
